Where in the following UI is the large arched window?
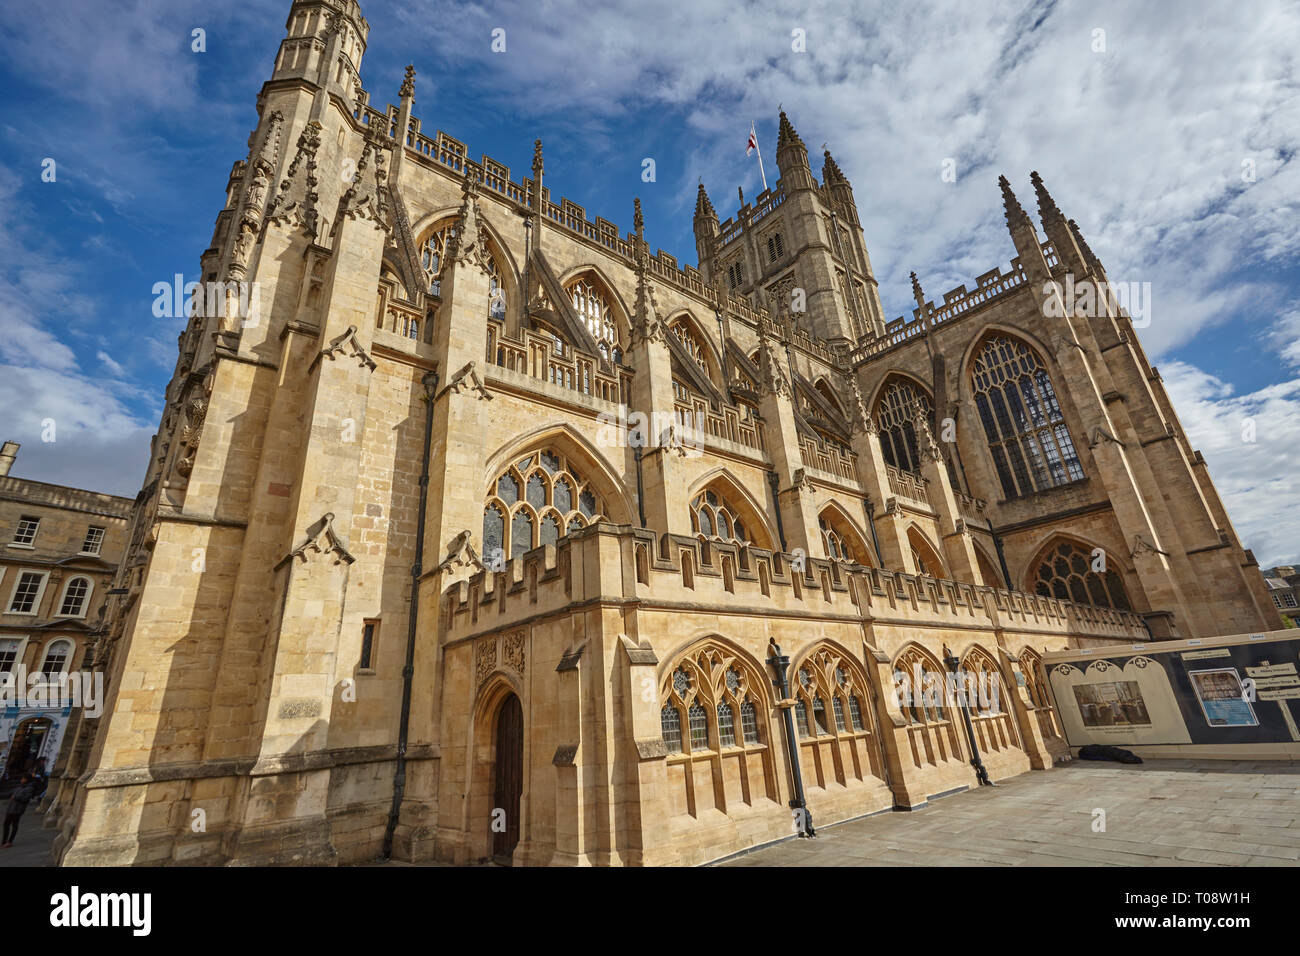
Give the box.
[659,641,775,817]
[874,378,932,475]
[419,222,506,319]
[789,646,881,791]
[670,318,712,379]
[893,644,964,768]
[961,646,1020,754]
[818,507,871,565]
[1031,540,1131,610]
[971,335,1083,498]
[482,449,604,562]
[567,276,622,364]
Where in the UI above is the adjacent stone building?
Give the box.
[0,442,131,796]
[53,0,1280,866]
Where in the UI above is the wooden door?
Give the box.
[492,693,524,861]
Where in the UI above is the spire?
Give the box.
[998,174,1030,227]
[822,149,845,185]
[910,271,926,311]
[1069,219,1104,274]
[694,182,717,222]
[1030,170,1064,225]
[777,111,804,150]
[775,110,814,191]
[399,64,415,101]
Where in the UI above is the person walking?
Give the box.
[1,774,37,848]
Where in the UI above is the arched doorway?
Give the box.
[492,693,524,862]
[5,717,52,781]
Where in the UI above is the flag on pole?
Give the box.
[747,121,768,192]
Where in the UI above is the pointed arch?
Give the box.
[657,636,778,815]
[905,524,946,577]
[869,373,936,475]
[891,642,951,726]
[1023,533,1133,611]
[973,541,1005,588]
[959,643,1021,751]
[816,499,873,565]
[786,640,887,784]
[666,310,723,386]
[481,425,634,561]
[967,329,1084,499]
[813,377,846,418]
[686,468,778,551]
[410,210,521,323]
[558,264,633,358]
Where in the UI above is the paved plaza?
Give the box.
[716,759,1300,867]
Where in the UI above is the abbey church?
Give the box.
[51,0,1279,866]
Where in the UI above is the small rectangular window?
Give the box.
[360,620,377,670]
[9,572,44,613]
[81,526,106,555]
[1286,593,1298,609]
[0,641,18,674]
[13,516,40,546]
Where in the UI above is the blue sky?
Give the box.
[1,0,1296,565]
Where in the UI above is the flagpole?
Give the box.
[752,121,768,193]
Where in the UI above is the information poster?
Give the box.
[1044,631,1300,750]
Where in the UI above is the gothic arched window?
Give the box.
[567,277,621,363]
[971,335,1083,498]
[670,319,712,379]
[483,449,603,563]
[419,222,506,319]
[689,489,748,545]
[875,378,932,475]
[1032,540,1131,610]
[818,509,869,565]
[789,646,885,785]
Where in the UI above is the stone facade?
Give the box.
[53,0,1280,866]
[0,442,131,799]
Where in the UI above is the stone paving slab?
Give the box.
[714,759,1300,867]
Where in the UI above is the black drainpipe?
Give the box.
[861,496,883,567]
[765,470,787,552]
[768,639,814,837]
[383,366,439,860]
[633,445,647,527]
[991,525,1013,590]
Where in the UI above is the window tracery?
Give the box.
[971,335,1083,498]
[1031,540,1131,610]
[482,449,603,561]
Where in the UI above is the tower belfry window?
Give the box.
[766,232,784,263]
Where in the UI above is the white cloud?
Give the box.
[0,163,157,496]
[97,350,127,378]
[1161,354,1300,568]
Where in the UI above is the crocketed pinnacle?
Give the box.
[910,271,926,310]
[694,182,717,221]
[399,64,415,100]
[822,149,845,185]
[998,174,1029,226]
[777,111,804,150]
[1030,170,1064,224]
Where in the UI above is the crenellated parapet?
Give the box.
[440,522,1149,646]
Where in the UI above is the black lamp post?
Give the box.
[768,639,815,837]
[943,644,992,787]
